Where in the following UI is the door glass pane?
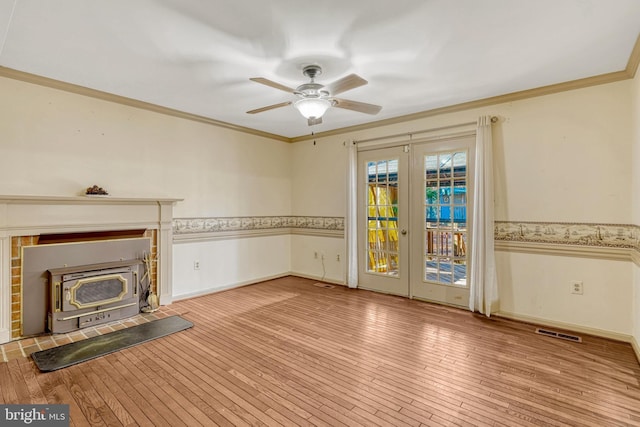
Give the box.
[423,150,468,286]
[366,159,400,276]
[437,258,453,284]
[453,181,466,205]
[426,256,438,282]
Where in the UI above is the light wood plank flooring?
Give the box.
[1,276,639,426]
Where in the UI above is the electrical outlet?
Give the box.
[336,254,340,262]
[314,251,318,259]
[571,280,583,295]
[193,260,200,270]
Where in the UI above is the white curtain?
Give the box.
[469,116,498,316]
[346,141,358,288]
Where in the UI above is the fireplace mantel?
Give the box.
[0,194,182,203]
[0,194,182,344]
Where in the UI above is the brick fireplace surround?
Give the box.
[0,195,181,344]
[12,229,157,339]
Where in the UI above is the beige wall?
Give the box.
[291,80,634,337]
[289,137,347,282]
[292,81,632,222]
[632,69,640,350]
[0,76,293,297]
[0,76,292,218]
[2,72,637,340]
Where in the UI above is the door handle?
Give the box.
[401,229,407,235]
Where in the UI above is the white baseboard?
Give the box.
[0,328,10,345]
[632,335,640,363]
[172,273,295,301]
[169,276,640,364]
[159,294,173,306]
[172,272,345,302]
[496,310,633,343]
[287,271,346,287]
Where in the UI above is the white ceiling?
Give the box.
[1,0,639,139]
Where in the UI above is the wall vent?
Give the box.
[313,283,335,289]
[535,328,582,343]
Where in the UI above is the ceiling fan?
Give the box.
[246,65,382,126]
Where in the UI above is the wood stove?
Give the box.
[47,259,143,333]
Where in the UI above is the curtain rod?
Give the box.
[352,116,498,145]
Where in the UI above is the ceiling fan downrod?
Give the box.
[302,65,322,81]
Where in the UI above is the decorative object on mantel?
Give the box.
[85,184,109,196]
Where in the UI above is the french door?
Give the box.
[410,138,474,306]
[357,146,409,296]
[358,136,474,307]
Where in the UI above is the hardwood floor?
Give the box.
[1,276,639,426]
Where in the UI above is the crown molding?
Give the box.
[0,66,290,143]
[626,32,640,78]
[3,29,639,145]
[291,33,640,142]
[289,69,631,142]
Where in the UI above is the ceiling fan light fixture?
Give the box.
[294,98,331,119]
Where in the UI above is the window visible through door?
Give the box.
[424,151,468,286]
[366,159,399,276]
[357,136,473,306]
[358,146,409,297]
[411,136,474,307]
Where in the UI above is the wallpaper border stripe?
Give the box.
[173,216,344,242]
[494,221,639,263]
[494,221,638,250]
[173,217,640,263]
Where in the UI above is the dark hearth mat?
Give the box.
[31,316,193,372]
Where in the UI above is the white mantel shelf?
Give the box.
[0,195,183,234]
[0,194,182,344]
[0,194,183,204]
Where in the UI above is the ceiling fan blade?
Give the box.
[307,117,322,126]
[249,77,296,93]
[333,98,382,115]
[325,74,368,96]
[246,101,292,114]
